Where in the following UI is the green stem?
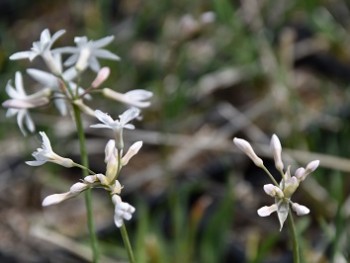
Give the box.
[120,224,136,263]
[261,166,280,187]
[72,104,99,263]
[287,211,300,263]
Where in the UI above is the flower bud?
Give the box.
[257,204,277,217]
[305,160,320,174]
[292,202,310,216]
[270,134,284,173]
[92,67,110,88]
[263,184,284,198]
[294,167,306,181]
[233,138,264,167]
[122,141,143,166]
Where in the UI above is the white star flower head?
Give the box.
[102,88,153,108]
[91,108,140,133]
[2,72,44,135]
[10,29,65,74]
[55,35,120,72]
[112,195,136,228]
[26,131,74,167]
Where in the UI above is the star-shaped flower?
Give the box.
[26,131,74,167]
[55,35,120,72]
[91,108,140,149]
[10,29,65,74]
[2,72,50,135]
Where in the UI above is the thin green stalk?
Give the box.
[72,104,99,263]
[120,224,136,263]
[261,166,280,187]
[287,211,300,263]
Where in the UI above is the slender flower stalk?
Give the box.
[72,104,99,263]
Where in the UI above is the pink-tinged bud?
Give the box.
[233,137,264,167]
[305,160,320,174]
[263,184,284,198]
[92,67,110,88]
[257,204,277,217]
[292,203,310,216]
[270,134,284,173]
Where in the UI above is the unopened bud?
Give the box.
[233,137,264,167]
[263,184,284,198]
[292,202,310,216]
[92,67,110,88]
[270,134,284,173]
[305,160,320,174]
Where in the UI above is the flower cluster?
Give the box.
[233,134,319,230]
[4,28,153,228]
[2,28,152,135]
[27,108,142,227]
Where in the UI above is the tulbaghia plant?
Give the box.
[3,28,152,263]
[233,134,319,262]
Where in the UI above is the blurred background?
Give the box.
[1,0,350,262]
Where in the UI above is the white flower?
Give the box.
[91,108,140,149]
[233,137,264,167]
[112,195,135,228]
[10,29,65,74]
[55,35,120,72]
[26,131,74,167]
[2,72,39,135]
[26,68,90,115]
[102,88,153,108]
[91,108,139,131]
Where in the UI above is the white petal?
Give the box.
[27,69,59,89]
[257,204,277,217]
[277,201,289,231]
[9,51,34,60]
[92,35,114,48]
[292,203,310,216]
[94,49,120,60]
